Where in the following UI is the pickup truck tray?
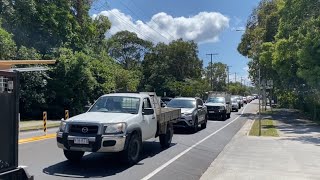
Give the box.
[156,108,181,124]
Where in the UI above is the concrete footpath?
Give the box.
[200,109,320,180]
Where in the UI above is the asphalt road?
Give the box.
[19,101,258,180]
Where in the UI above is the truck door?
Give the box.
[141,98,157,140]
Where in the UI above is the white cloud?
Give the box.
[93,9,229,44]
[243,66,249,72]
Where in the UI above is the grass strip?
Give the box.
[249,119,279,137]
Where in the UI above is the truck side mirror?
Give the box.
[143,108,154,115]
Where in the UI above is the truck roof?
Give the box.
[101,93,149,98]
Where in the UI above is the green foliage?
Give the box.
[228,82,248,96]
[239,0,320,120]
[142,39,203,96]
[108,30,152,70]
[16,47,47,119]
[0,25,16,59]
[204,62,227,91]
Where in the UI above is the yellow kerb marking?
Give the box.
[19,134,56,144]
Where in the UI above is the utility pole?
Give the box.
[240,77,243,87]
[226,66,231,92]
[234,72,237,82]
[206,53,218,90]
[258,68,261,136]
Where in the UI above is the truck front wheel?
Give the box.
[63,150,84,162]
[160,123,173,149]
[122,133,142,165]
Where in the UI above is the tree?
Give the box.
[107,31,152,70]
[0,0,111,55]
[205,62,227,91]
[142,39,203,96]
[238,0,320,120]
[0,25,16,59]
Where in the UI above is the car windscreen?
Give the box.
[166,99,196,108]
[231,98,238,103]
[89,96,140,114]
[207,97,225,103]
[231,97,239,102]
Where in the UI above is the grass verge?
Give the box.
[249,119,279,137]
[20,121,60,131]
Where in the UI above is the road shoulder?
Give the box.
[200,109,320,180]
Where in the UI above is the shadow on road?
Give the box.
[42,141,176,178]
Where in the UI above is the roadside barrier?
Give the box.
[65,110,69,120]
[43,111,47,135]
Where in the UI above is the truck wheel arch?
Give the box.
[125,126,142,150]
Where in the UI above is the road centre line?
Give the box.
[141,104,250,180]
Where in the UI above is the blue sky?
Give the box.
[90,0,260,84]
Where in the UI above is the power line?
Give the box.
[118,1,173,42]
[128,0,176,40]
[93,1,157,42]
[206,53,218,90]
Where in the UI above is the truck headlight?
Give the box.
[59,121,67,132]
[184,112,193,116]
[104,123,126,134]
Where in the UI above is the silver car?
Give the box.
[167,97,207,132]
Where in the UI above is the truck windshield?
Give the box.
[89,96,140,114]
[166,99,196,108]
[207,97,225,103]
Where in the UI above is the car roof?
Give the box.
[173,97,198,100]
[101,93,147,98]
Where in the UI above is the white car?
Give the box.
[205,95,232,120]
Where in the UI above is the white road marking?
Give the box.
[141,104,250,180]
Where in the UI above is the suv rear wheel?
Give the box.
[192,117,199,133]
[201,115,207,129]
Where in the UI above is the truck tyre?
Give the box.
[160,123,173,149]
[64,150,84,162]
[122,133,142,165]
[227,113,231,119]
[192,117,199,133]
[201,115,207,129]
[235,108,239,112]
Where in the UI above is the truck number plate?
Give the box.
[209,111,216,113]
[74,138,89,144]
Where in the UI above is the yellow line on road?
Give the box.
[19,133,56,144]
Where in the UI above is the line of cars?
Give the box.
[162,93,257,133]
[55,92,257,165]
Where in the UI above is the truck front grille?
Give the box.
[206,106,219,111]
[69,124,99,135]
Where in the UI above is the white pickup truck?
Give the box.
[56,92,180,165]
